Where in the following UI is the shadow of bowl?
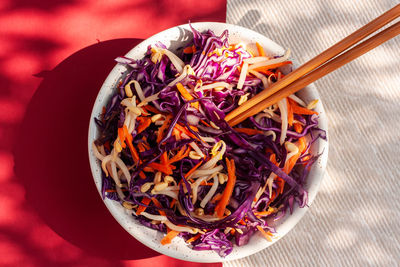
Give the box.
[14,38,160,260]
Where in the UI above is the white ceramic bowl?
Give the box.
[88,22,328,263]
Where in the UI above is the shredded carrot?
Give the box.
[143,167,154,172]
[287,98,294,126]
[169,146,191,164]
[209,193,222,204]
[184,160,203,179]
[200,181,214,186]
[292,105,318,115]
[151,197,166,216]
[137,142,146,153]
[238,219,246,225]
[186,234,201,243]
[200,119,211,127]
[139,171,146,179]
[256,42,266,57]
[142,105,160,114]
[148,162,173,175]
[175,123,199,140]
[230,228,236,235]
[254,210,275,217]
[183,46,193,54]
[256,69,275,76]
[170,198,177,209]
[289,98,318,115]
[137,117,152,134]
[298,137,307,154]
[136,197,151,215]
[285,154,300,174]
[256,225,273,241]
[235,128,263,135]
[267,191,276,206]
[161,151,169,165]
[176,82,199,109]
[161,230,180,245]
[293,123,303,133]
[117,127,126,148]
[253,61,292,73]
[188,125,199,132]
[215,158,236,218]
[157,114,172,143]
[276,177,285,195]
[123,125,139,163]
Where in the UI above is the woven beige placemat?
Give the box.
[225,1,400,266]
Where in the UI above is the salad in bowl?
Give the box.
[88,22,328,262]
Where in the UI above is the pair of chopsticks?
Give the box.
[225,4,400,126]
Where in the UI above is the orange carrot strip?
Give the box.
[137,142,146,153]
[175,123,199,140]
[123,126,140,164]
[183,46,193,54]
[170,198,177,209]
[169,146,191,164]
[209,193,222,204]
[161,151,169,165]
[157,114,172,143]
[230,228,236,235]
[289,99,318,115]
[293,123,303,133]
[200,119,211,127]
[148,162,173,175]
[298,137,307,154]
[161,230,180,245]
[151,197,166,216]
[126,141,139,164]
[254,210,275,217]
[176,83,199,109]
[238,219,246,225]
[142,105,161,114]
[143,167,154,172]
[235,128,263,135]
[253,61,292,72]
[267,191,276,206]
[256,42,266,57]
[256,225,273,241]
[137,117,152,134]
[186,234,201,243]
[287,98,294,126]
[215,158,236,218]
[256,69,275,76]
[276,177,285,195]
[118,127,126,148]
[200,181,214,186]
[136,197,151,215]
[184,160,203,179]
[292,105,319,115]
[139,171,146,179]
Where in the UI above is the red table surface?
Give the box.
[0,0,226,266]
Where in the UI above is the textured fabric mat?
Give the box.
[225,1,400,266]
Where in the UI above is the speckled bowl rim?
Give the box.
[88,22,329,263]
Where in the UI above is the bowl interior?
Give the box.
[88,22,328,262]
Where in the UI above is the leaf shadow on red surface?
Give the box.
[13,38,163,261]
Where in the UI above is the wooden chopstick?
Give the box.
[227,20,400,126]
[225,4,400,126]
